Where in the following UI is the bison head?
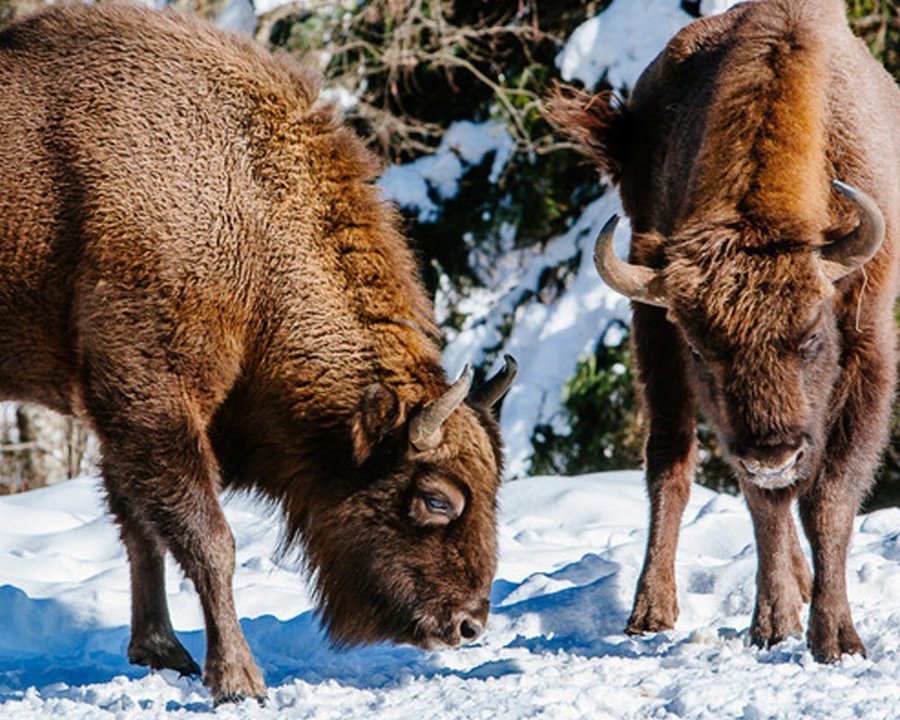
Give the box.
[301,357,516,649]
[596,181,884,489]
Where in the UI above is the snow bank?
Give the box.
[2,476,900,718]
[557,0,692,90]
[557,0,745,91]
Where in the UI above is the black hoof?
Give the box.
[213,693,267,707]
[128,633,202,678]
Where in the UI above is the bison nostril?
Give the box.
[740,447,804,479]
[740,458,761,475]
[459,617,483,641]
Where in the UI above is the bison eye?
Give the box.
[689,344,703,361]
[799,331,822,362]
[424,493,450,513]
[409,476,466,528]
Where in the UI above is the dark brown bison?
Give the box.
[0,4,516,703]
[552,0,900,660]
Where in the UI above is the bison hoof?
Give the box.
[213,692,268,707]
[749,599,803,649]
[808,622,866,662]
[128,632,201,678]
[625,589,678,635]
[749,630,801,650]
[204,657,267,705]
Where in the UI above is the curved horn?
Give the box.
[409,365,474,451]
[469,354,518,408]
[822,180,885,282]
[594,215,668,308]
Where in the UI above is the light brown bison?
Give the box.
[0,4,516,703]
[552,0,900,660]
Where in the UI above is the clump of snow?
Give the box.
[700,0,745,16]
[557,0,692,90]
[557,0,746,91]
[442,121,515,184]
[252,0,311,19]
[215,0,257,37]
[378,121,514,222]
[2,475,900,718]
[319,85,359,112]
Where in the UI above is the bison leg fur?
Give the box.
[798,330,895,661]
[799,494,864,661]
[790,518,813,604]
[741,484,808,647]
[626,305,697,635]
[107,491,201,677]
[99,415,266,703]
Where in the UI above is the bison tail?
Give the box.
[545,82,627,184]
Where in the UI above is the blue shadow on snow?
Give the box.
[0,550,721,702]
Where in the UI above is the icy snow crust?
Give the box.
[2,476,900,718]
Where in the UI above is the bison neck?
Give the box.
[208,336,443,523]
[212,224,445,510]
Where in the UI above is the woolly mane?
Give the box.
[687,0,837,235]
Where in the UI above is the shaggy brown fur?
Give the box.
[551,0,900,660]
[0,4,513,702]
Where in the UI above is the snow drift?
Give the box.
[2,475,900,719]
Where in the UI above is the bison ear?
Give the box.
[546,83,627,183]
[351,384,406,465]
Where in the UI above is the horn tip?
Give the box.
[832,179,852,197]
[601,214,620,233]
[595,215,620,262]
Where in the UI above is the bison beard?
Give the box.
[0,5,516,704]
[552,0,900,660]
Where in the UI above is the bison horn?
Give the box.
[409,365,474,451]
[469,354,518,409]
[594,215,668,308]
[821,180,886,282]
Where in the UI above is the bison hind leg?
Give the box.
[786,515,813,604]
[107,487,201,678]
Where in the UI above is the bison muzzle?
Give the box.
[0,5,516,703]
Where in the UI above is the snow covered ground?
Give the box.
[2,474,900,719]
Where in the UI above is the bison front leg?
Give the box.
[798,328,895,661]
[626,305,697,635]
[97,412,267,703]
[741,484,810,647]
[799,495,864,661]
[106,490,201,677]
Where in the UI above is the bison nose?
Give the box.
[455,613,485,643]
[738,441,806,487]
